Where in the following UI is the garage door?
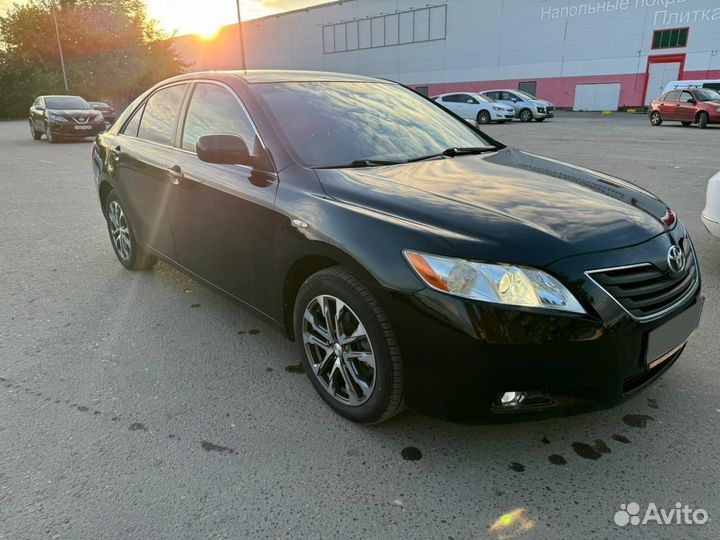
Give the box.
[573,83,621,111]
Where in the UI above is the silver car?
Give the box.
[480,89,555,122]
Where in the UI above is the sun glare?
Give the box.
[146,0,237,39]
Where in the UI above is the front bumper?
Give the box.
[48,122,105,137]
[702,213,720,238]
[372,232,702,422]
[491,110,515,121]
[535,109,555,119]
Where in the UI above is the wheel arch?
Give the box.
[281,247,381,341]
[98,180,113,217]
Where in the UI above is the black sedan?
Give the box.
[30,95,105,143]
[91,71,703,423]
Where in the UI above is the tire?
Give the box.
[698,112,709,129]
[104,191,158,270]
[29,120,41,140]
[519,108,533,122]
[477,110,491,125]
[650,111,663,126]
[293,267,404,424]
[681,121,692,127]
[535,117,546,122]
[45,123,57,143]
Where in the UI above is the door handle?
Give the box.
[167,165,184,185]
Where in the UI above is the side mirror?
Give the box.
[36,105,45,111]
[511,98,520,103]
[688,99,697,104]
[197,134,251,166]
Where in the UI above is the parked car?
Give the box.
[662,79,720,94]
[29,95,105,143]
[89,101,117,124]
[480,89,555,122]
[649,88,720,129]
[92,70,702,423]
[433,92,515,124]
[702,171,720,238]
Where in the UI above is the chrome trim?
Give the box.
[585,255,699,323]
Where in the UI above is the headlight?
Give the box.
[492,106,504,112]
[48,113,66,122]
[94,113,104,121]
[536,107,546,113]
[403,250,585,314]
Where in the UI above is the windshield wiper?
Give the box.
[407,146,501,163]
[314,159,406,169]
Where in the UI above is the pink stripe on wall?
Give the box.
[421,69,720,108]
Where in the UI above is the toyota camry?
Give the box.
[91,71,703,423]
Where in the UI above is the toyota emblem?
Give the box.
[667,245,685,274]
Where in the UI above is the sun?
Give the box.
[146,0,236,39]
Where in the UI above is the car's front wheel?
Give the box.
[650,111,663,126]
[477,110,491,125]
[105,191,158,270]
[45,123,58,143]
[698,112,709,129]
[29,120,41,140]
[294,267,403,424]
[519,108,533,122]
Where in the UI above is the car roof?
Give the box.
[481,89,520,93]
[436,91,481,96]
[161,69,386,85]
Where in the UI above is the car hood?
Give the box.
[532,100,553,107]
[316,148,669,266]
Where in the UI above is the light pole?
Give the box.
[51,4,69,92]
[235,0,247,71]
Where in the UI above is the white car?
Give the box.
[702,170,720,238]
[433,92,515,124]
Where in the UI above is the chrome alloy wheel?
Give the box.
[302,295,376,406]
[108,200,131,261]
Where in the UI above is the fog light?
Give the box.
[499,391,527,406]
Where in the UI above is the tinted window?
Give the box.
[665,91,681,101]
[459,94,478,104]
[443,94,462,103]
[484,92,498,100]
[181,83,257,154]
[501,92,517,101]
[253,81,493,168]
[137,84,187,145]
[45,96,89,109]
[702,83,720,92]
[696,88,720,101]
[122,106,143,137]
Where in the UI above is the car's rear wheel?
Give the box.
[105,191,158,270]
[650,111,663,126]
[681,121,692,127]
[698,112,709,129]
[519,108,533,122]
[294,267,403,424]
[477,110,491,125]
[29,120,41,140]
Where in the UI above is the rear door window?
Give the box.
[137,84,188,145]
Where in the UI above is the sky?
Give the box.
[0,0,330,38]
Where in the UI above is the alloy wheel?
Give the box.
[302,295,376,406]
[520,109,532,122]
[651,112,662,126]
[108,200,131,261]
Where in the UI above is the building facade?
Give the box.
[173,0,720,109]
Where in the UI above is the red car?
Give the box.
[649,88,720,129]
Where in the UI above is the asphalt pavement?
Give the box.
[1,113,719,539]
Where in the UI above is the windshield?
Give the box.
[514,90,538,100]
[474,93,494,103]
[252,82,495,168]
[695,89,720,101]
[45,97,90,110]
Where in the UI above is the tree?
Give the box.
[0,0,186,118]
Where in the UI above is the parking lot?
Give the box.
[1,113,719,539]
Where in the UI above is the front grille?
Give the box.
[587,247,697,320]
[547,106,554,112]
